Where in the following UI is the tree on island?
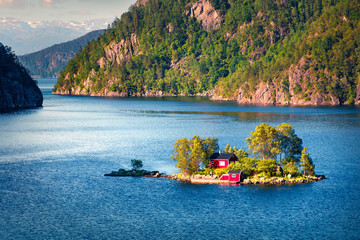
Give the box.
[246,123,280,160]
[300,147,315,176]
[276,123,303,165]
[131,159,143,171]
[246,123,304,163]
[224,144,248,159]
[171,136,218,176]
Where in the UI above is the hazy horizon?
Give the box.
[0,0,137,22]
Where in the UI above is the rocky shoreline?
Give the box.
[105,169,326,185]
[52,89,212,98]
[53,87,360,106]
[171,173,326,185]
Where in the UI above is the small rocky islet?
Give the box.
[104,169,169,178]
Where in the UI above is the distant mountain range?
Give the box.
[19,30,106,78]
[0,17,111,55]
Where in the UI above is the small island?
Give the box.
[104,159,169,178]
[106,123,326,185]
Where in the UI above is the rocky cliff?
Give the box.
[213,56,349,106]
[135,0,149,7]
[0,43,43,112]
[187,0,223,31]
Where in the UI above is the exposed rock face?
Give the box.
[237,82,276,105]
[0,65,43,112]
[104,33,140,65]
[213,56,346,106]
[135,0,149,7]
[187,0,223,31]
[356,82,360,105]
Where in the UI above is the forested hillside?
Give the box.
[53,0,360,105]
[19,30,105,78]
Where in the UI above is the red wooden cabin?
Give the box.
[209,152,238,169]
[220,170,243,183]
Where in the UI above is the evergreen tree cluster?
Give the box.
[0,43,35,87]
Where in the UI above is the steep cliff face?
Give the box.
[187,0,223,30]
[213,56,346,105]
[103,33,140,65]
[0,44,43,112]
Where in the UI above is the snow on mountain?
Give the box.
[0,17,111,55]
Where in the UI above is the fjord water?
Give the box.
[1,79,359,239]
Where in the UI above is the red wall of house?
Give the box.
[211,160,229,168]
[220,173,240,182]
[220,174,229,181]
[229,173,240,182]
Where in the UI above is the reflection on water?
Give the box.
[117,107,360,125]
[0,78,359,239]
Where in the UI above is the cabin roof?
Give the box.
[228,170,242,174]
[210,153,236,160]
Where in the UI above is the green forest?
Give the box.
[0,43,37,88]
[54,0,360,105]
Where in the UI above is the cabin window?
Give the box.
[219,161,225,167]
[211,160,214,164]
[232,174,236,178]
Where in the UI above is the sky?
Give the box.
[0,0,137,22]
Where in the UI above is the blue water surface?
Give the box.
[0,78,359,239]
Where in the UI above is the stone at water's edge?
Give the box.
[0,73,43,112]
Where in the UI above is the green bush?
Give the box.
[283,162,300,177]
[194,168,212,176]
[257,159,277,177]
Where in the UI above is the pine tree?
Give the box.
[300,147,315,176]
